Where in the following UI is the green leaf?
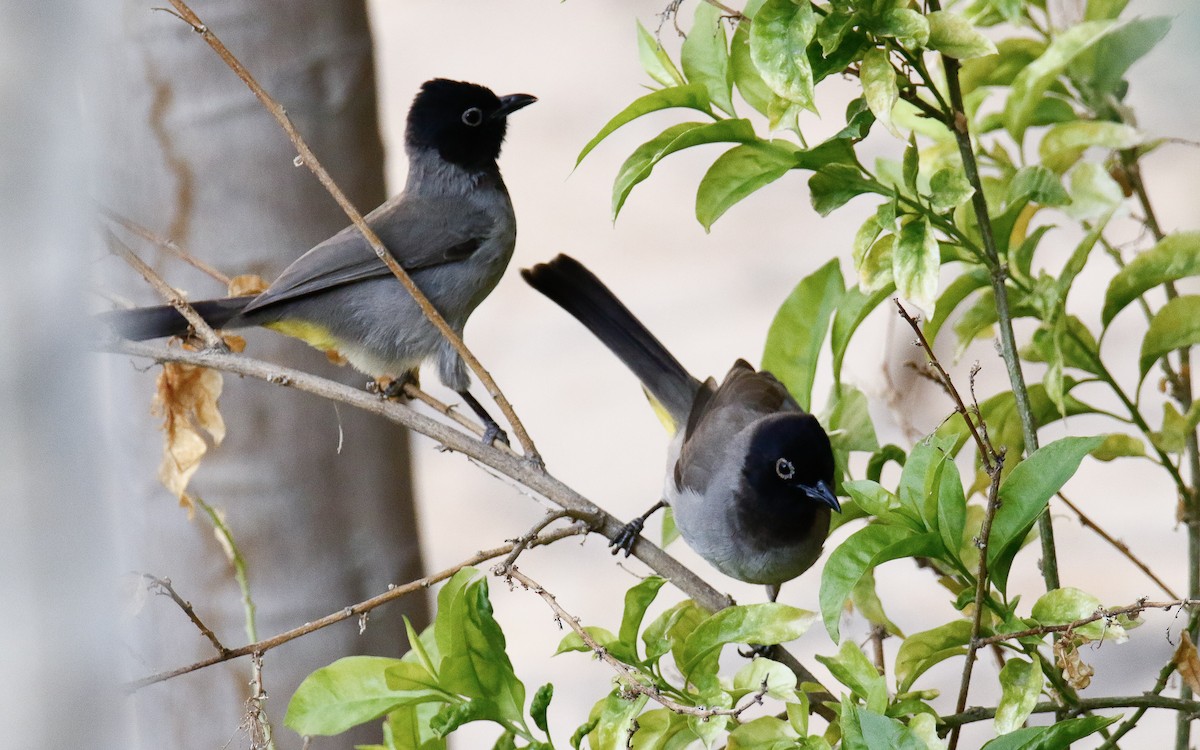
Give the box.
[1038,121,1144,174]
[628,708,696,749]
[1065,162,1123,222]
[1152,402,1200,455]
[817,11,855,56]
[844,480,903,520]
[612,119,757,218]
[897,434,959,534]
[816,640,888,714]
[679,603,817,678]
[733,658,800,703]
[385,702,448,750]
[637,21,686,87]
[1006,165,1070,207]
[1090,433,1145,462]
[895,620,972,692]
[530,683,553,734]
[832,282,894,385]
[643,599,706,665]
[731,17,785,118]
[576,84,713,166]
[555,626,617,656]
[285,656,435,737]
[593,692,649,750]
[980,715,1120,749]
[762,259,844,411]
[893,217,940,313]
[926,11,997,59]
[936,453,967,566]
[682,2,735,116]
[696,141,798,230]
[902,136,919,194]
[994,658,1044,734]
[618,576,668,659]
[750,0,818,109]
[810,164,886,216]
[926,267,989,344]
[988,436,1104,592]
[1102,232,1200,327]
[1031,587,1127,642]
[1071,16,1171,104]
[857,233,895,292]
[960,37,1045,93]
[861,48,899,137]
[850,569,904,637]
[929,166,975,211]
[727,716,800,748]
[871,9,930,49]
[1003,19,1122,142]
[840,701,928,750]
[1139,295,1200,383]
[435,569,526,726]
[429,700,496,738]
[820,525,941,640]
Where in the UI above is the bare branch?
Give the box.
[976,598,1200,649]
[1057,492,1180,599]
[141,574,228,655]
[126,523,588,691]
[100,209,231,285]
[162,0,542,465]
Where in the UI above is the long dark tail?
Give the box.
[97,296,256,340]
[521,254,701,425]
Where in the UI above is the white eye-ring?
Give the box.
[461,107,484,126]
[775,458,795,480]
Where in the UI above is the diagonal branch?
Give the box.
[1057,492,1179,599]
[102,338,835,714]
[160,0,541,466]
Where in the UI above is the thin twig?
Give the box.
[975,598,1200,648]
[126,523,588,691]
[1096,656,1182,750]
[141,574,228,655]
[100,208,231,285]
[503,566,768,719]
[938,694,1200,733]
[243,652,275,750]
[493,510,573,575]
[196,497,259,644]
[103,228,226,351]
[1057,492,1180,599]
[162,0,542,466]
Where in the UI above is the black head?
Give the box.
[405,79,536,170]
[742,413,840,513]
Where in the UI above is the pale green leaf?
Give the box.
[1139,296,1200,382]
[750,0,817,109]
[929,167,975,211]
[893,217,940,314]
[861,48,900,137]
[696,141,797,230]
[1039,121,1144,174]
[577,84,713,166]
[927,11,997,60]
[682,2,735,116]
[895,620,972,693]
[637,21,685,87]
[1090,433,1145,461]
[994,658,1044,734]
[1103,232,1200,326]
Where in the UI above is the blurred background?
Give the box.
[3,0,1198,747]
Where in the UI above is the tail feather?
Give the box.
[521,254,701,427]
[97,296,255,341]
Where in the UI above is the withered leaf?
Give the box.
[1054,635,1095,690]
[1174,631,1200,693]
[152,359,225,516]
[227,273,268,297]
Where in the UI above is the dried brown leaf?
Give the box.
[227,273,268,297]
[1174,631,1200,693]
[152,360,225,515]
[1054,636,1094,690]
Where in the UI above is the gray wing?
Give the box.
[673,359,800,493]
[242,193,494,313]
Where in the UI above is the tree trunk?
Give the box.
[96,1,427,746]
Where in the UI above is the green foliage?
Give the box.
[291,2,1195,747]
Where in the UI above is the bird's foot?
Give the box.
[378,371,419,400]
[609,517,646,558]
[481,420,509,447]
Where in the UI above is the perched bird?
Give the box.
[522,255,840,600]
[100,78,536,444]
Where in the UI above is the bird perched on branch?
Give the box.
[522,255,840,601]
[99,78,536,445]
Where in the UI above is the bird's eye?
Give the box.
[461,107,484,126]
[775,458,795,480]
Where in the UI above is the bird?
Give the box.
[99,78,536,445]
[522,255,840,601]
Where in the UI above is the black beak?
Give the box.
[801,479,841,512]
[493,93,537,119]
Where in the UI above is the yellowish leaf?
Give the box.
[227,273,268,297]
[152,360,225,515]
[1174,632,1200,693]
[1054,636,1094,690]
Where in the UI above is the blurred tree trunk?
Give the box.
[96,1,427,746]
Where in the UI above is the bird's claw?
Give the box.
[481,422,509,447]
[609,517,645,557]
[738,643,774,659]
